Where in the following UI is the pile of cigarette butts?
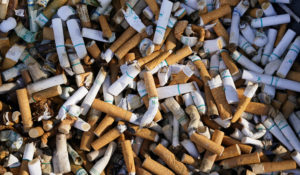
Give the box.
[1,0,300,174]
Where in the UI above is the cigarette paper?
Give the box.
[2,64,26,82]
[251,14,291,28]
[208,75,232,120]
[229,12,240,51]
[0,17,17,33]
[91,124,126,150]
[288,113,300,138]
[261,28,277,65]
[261,2,277,16]
[87,147,106,162]
[238,35,256,56]
[16,88,33,132]
[67,19,87,59]
[156,82,195,100]
[53,134,71,174]
[190,131,224,155]
[69,54,85,75]
[142,156,175,175]
[199,130,224,173]
[180,139,200,159]
[269,0,291,3]
[199,5,231,26]
[122,4,146,34]
[240,22,255,44]
[231,51,263,73]
[203,36,226,55]
[153,144,189,175]
[251,160,296,174]
[241,137,263,148]
[82,28,116,44]
[36,0,68,27]
[242,70,300,92]
[57,5,76,21]
[221,69,239,104]
[291,151,300,167]
[153,0,173,44]
[220,152,260,169]
[274,113,300,152]
[190,90,206,115]
[28,158,42,175]
[277,36,300,78]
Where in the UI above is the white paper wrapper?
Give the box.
[91,0,112,20]
[180,36,198,47]
[158,67,171,86]
[184,0,202,10]
[120,0,146,29]
[231,128,244,140]
[123,3,146,33]
[261,28,277,65]
[5,44,26,62]
[252,47,263,63]
[262,2,277,17]
[108,62,141,96]
[261,84,275,99]
[157,82,196,100]
[139,38,155,57]
[23,142,35,161]
[251,14,291,28]
[90,142,116,175]
[69,53,85,75]
[67,19,87,59]
[209,54,219,76]
[52,18,73,75]
[74,117,91,131]
[221,69,239,104]
[180,3,196,15]
[288,113,300,139]
[241,137,263,148]
[57,6,76,21]
[87,148,106,162]
[27,74,67,94]
[203,36,226,55]
[81,68,107,115]
[0,17,17,33]
[181,139,200,159]
[57,86,88,120]
[238,34,256,55]
[213,117,231,128]
[274,113,300,152]
[231,51,263,73]
[276,36,300,78]
[2,64,26,82]
[269,0,291,3]
[190,90,206,115]
[153,0,173,44]
[143,6,154,20]
[53,134,71,174]
[229,12,240,49]
[253,30,268,47]
[172,115,180,147]
[36,12,49,28]
[82,28,116,43]
[182,93,194,107]
[28,158,42,175]
[240,22,255,44]
[234,0,250,16]
[140,97,159,127]
[103,75,114,104]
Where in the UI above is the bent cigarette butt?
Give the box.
[94,115,115,137]
[31,85,62,102]
[16,88,33,132]
[222,136,253,154]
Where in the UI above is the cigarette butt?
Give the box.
[58,116,76,134]
[248,8,263,18]
[137,50,162,67]
[165,31,177,51]
[21,69,32,85]
[29,127,44,138]
[80,110,100,151]
[220,49,239,76]
[200,5,231,25]
[165,46,193,65]
[220,0,240,6]
[216,144,241,161]
[244,102,270,115]
[144,72,158,97]
[42,27,54,40]
[42,0,68,19]
[169,69,192,85]
[201,115,221,130]
[174,20,188,40]
[199,130,224,173]
[204,85,219,116]
[19,160,29,175]
[76,4,92,28]
[145,50,172,70]
[153,144,189,175]
[99,15,112,38]
[282,100,296,118]
[91,125,126,150]
[144,0,159,20]
[142,156,175,175]
[129,125,159,142]
[94,115,114,137]
[71,164,88,175]
[181,153,198,167]
[154,27,172,51]
[188,75,204,88]
[212,19,229,43]
[287,71,300,82]
[42,120,53,131]
[274,23,288,47]
[142,96,163,122]
[222,136,253,154]
[87,40,101,59]
[232,96,251,123]
[190,132,224,155]
[31,85,62,102]
[121,140,136,174]
[251,160,297,174]
[220,152,261,169]
[92,99,135,122]
[109,27,137,53]
[16,88,33,132]
[115,32,148,60]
